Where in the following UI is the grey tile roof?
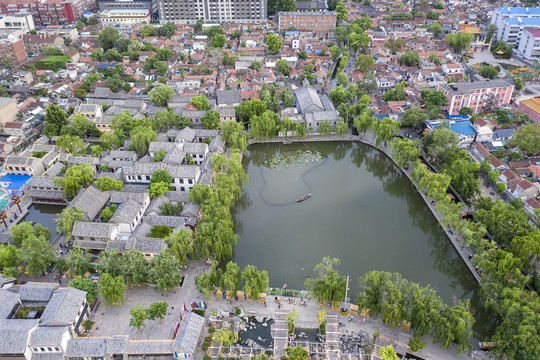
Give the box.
[72,221,117,239]
[66,337,108,357]
[145,196,170,215]
[44,162,65,177]
[180,203,199,218]
[125,237,167,254]
[107,190,149,204]
[110,199,141,224]
[67,186,110,222]
[165,191,189,203]
[126,340,173,354]
[209,136,225,152]
[162,147,186,166]
[148,142,176,154]
[167,127,196,142]
[198,172,213,186]
[0,319,39,354]
[195,129,220,138]
[305,110,339,123]
[29,326,67,346]
[95,172,124,181]
[0,288,20,319]
[216,89,241,105]
[130,222,153,239]
[67,156,98,166]
[183,142,208,154]
[31,352,65,360]
[109,150,137,160]
[295,87,324,114]
[106,240,127,252]
[123,162,165,176]
[29,189,65,200]
[0,274,17,287]
[40,287,86,327]
[172,312,204,354]
[14,283,59,303]
[73,240,108,250]
[29,176,60,188]
[143,215,194,228]
[167,165,200,179]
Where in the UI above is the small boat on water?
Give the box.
[297,194,311,202]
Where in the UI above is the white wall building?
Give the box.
[517,28,540,59]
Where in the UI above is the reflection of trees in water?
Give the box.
[231,190,252,234]
[349,143,496,338]
[329,141,351,161]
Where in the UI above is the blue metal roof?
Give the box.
[426,119,477,135]
[497,7,540,16]
[506,17,540,26]
[0,174,32,191]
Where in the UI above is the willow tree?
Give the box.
[354,110,374,136]
[372,117,399,146]
[166,228,194,266]
[242,265,269,299]
[54,164,94,199]
[221,261,241,295]
[305,257,346,306]
[390,138,420,168]
[221,121,248,152]
[99,273,127,306]
[149,250,182,292]
[249,110,280,140]
[319,122,332,136]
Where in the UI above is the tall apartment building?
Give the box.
[517,28,540,60]
[0,0,95,25]
[437,79,514,115]
[278,11,337,32]
[491,7,540,45]
[498,17,540,46]
[0,38,28,65]
[156,0,267,24]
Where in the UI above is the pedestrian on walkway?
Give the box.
[264,301,267,308]
[172,304,175,310]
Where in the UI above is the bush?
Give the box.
[409,338,426,352]
[202,343,209,351]
[193,309,205,317]
[147,225,173,238]
[208,326,216,333]
[235,307,241,315]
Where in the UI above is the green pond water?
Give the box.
[232,141,496,340]
[22,203,65,243]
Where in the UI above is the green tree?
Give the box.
[121,249,148,285]
[401,107,429,128]
[355,54,374,72]
[423,127,459,164]
[158,21,177,38]
[94,177,124,191]
[104,49,122,62]
[0,244,19,270]
[221,121,248,152]
[514,77,524,91]
[284,346,309,360]
[510,123,540,155]
[390,138,420,167]
[442,156,481,202]
[421,90,448,108]
[148,182,171,198]
[43,46,63,56]
[286,309,299,333]
[297,50,307,61]
[87,15,99,25]
[330,45,341,61]
[385,38,406,54]
[210,34,226,49]
[496,182,506,194]
[265,33,283,54]
[277,0,296,11]
[149,85,174,107]
[459,107,474,116]
[97,27,121,51]
[445,32,474,54]
[380,346,399,360]
[149,250,183,292]
[304,257,346,306]
[167,228,193,266]
[155,48,173,62]
[190,95,209,110]
[100,204,117,222]
[400,51,420,67]
[57,134,86,155]
[56,207,84,240]
[485,24,498,42]
[19,234,55,275]
[151,169,172,184]
[201,109,220,130]
[250,60,263,71]
[99,273,126,306]
[276,59,290,76]
[54,164,94,199]
[336,1,348,22]
[10,222,51,247]
[241,264,269,299]
[106,74,123,93]
[70,277,98,301]
[480,65,499,79]
[130,125,157,157]
[67,247,93,276]
[44,104,68,137]
[373,117,400,146]
[213,328,238,346]
[130,305,149,330]
[431,23,443,37]
[147,301,168,320]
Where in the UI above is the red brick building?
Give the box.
[0,38,28,65]
[278,11,337,32]
[0,0,95,25]
[437,79,515,115]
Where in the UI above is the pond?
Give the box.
[21,203,65,243]
[232,142,496,340]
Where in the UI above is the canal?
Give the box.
[232,141,496,340]
[21,203,66,243]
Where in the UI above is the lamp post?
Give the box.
[282,283,287,298]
